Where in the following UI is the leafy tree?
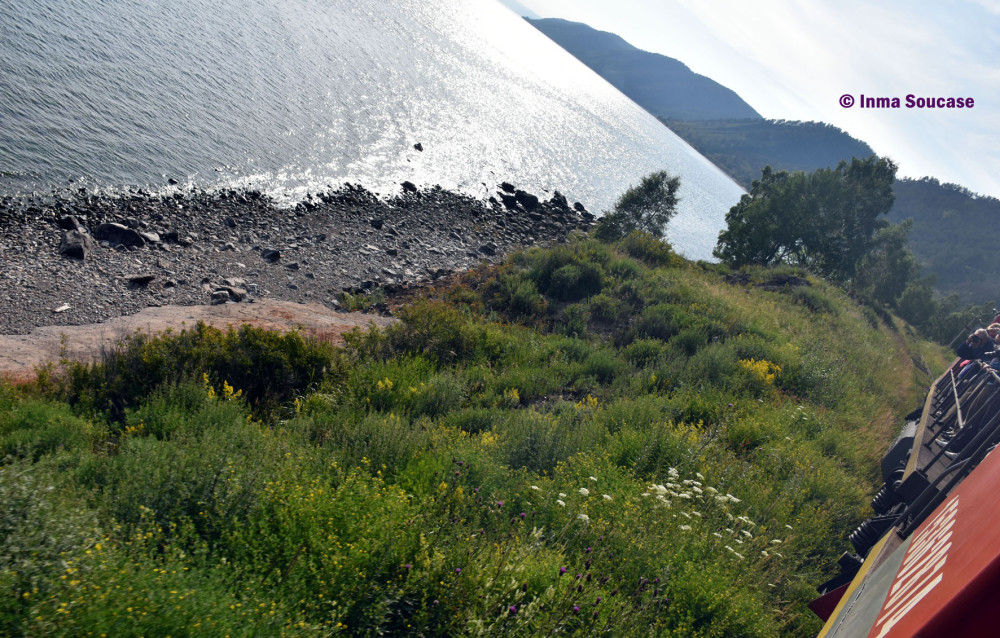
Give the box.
[594,170,680,242]
[714,156,898,282]
[853,219,921,306]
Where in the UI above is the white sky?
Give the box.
[501,0,1000,199]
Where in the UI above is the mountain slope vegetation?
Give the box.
[0,232,947,636]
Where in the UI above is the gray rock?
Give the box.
[261,248,281,263]
[210,290,231,305]
[125,273,156,287]
[139,231,160,243]
[94,223,145,248]
[59,229,94,260]
[217,286,248,302]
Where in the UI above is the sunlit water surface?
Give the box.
[0,0,743,258]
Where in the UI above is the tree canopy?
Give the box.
[713,156,898,283]
[594,170,680,242]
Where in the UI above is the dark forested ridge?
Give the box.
[526,18,760,121]
[665,119,875,188]
[528,15,998,305]
[889,178,1000,305]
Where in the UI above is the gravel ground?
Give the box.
[0,182,594,335]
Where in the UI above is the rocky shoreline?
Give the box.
[0,182,594,335]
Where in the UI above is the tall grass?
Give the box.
[0,232,948,636]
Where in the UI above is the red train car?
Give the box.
[814,359,1000,636]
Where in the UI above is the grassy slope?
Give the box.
[0,233,948,637]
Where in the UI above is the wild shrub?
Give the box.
[588,292,625,325]
[546,263,604,301]
[552,336,594,363]
[63,323,339,421]
[634,303,681,341]
[125,380,243,440]
[346,300,488,367]
[605,256,642,280]
[496,409,606,474]
[582,349,625,385]
[618,230,682,267]
[308,412,427,476]
[496,272,547,318]
[78,396,279,543]
[440,406,506,434]
[0,459,100,634]
[672,324,710,356]
[338,287,387,312]
[686,343,739,387]
[522,242,609,300]
[0,398,102,460]
[621,339,669,368]
[556,304,589,337]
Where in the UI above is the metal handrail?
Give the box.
[895,362,1000,537]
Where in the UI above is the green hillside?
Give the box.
[0,232,947,636]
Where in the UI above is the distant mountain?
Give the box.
[527,18,760,121]
[665,119,875,189]
[527,16,999,305]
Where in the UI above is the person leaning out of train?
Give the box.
[956,328,995,360]
[954,328,996,380]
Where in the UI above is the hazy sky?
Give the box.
[500,0,1000,199]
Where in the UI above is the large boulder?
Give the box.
[514,190,539,211]
[94,222,145,248]
[59,229,94,260]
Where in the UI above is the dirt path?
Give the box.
[0,299,395,383]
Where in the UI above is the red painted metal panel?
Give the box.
[809,583,849,622]
[867,449,1000,638]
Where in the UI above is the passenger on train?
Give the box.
[987,322,1000,345]
[956,328,995,360]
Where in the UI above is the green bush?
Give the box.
[618,230,683,267]
[672,325,710,356]
[621,339,662,368]
[486,271,547,319]
[63,323,340,421]
[0,459,100,634]
[0,398,102,460]
[546,263,604,301]
[635,303,681,341]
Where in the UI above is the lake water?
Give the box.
[0,0,743,258]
